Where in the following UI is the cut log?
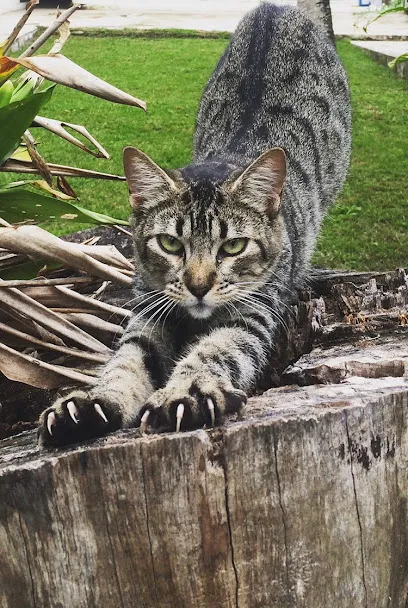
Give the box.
[1,281,408,606]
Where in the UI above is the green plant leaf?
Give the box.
[389,53,408,68]
[363,5,406,32]
[0,186,129,225]
[0,81,14,109]
[0,86,55,165]
[0,259,61,281]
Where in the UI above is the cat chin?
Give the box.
[186,303,215,319]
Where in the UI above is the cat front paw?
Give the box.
[38,389,123,448]
[139,376,247,433]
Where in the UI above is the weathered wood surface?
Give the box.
[1,326,408,608]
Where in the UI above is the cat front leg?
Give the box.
[38,343,155,447]
[139,325,267,433]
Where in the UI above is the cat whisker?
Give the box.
[129,292,166,315]
[249,289,295,318]
[235,294,290,338]
[237,280,297,299]
[131,295,169,322]
[119,295,171,344]
[147,299,178,344]
[140,298,173,341]
[161,300,179,343]
[112,291,165,338]
[121,289,161,310]
[224,300,249,333]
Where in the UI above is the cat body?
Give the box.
[39,4,351,445]
[194,3,351,282]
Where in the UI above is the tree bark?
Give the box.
[297,0,336,44]
[1,267,408,607]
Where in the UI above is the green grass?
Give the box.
[3,35,408,270]
[20,36,228,234]
[314,40,408,270]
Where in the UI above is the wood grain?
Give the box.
[2,347,408,607]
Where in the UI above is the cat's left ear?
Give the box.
[123,146,179,211]
[230,148,286,217]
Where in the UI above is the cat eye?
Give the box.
[157,234,184,255]
[220,238,248,256]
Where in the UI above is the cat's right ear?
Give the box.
[123,147,179,210]
[230,148,286,217]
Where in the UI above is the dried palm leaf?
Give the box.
[0,341,95,389]
[0,283,110,353]
[0,225,133,285]
[0,158,125,180]
[32,116,110,159]
[0,321,108,363]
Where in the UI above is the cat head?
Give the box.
[123,146,286,319]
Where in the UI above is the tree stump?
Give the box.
[1,267,408,608]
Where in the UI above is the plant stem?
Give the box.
[19,4,82,59]
[2,1,39,56]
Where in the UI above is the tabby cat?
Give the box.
[38,3,351,446]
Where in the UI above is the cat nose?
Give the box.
[184,268,216,299]
[188,283,211,299]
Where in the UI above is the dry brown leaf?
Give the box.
[0,159,125,181]
[0,1,39,56]
[21,285,78,308]
[48,11,71,55]
[32,116,110,159]
[0,282,110,353]
[0,225,133,285]
[71,244,135,271]
[63,313,124,338]
[0,341,95,389]
[19,4,80,59]
[9,54,147,110]
[32,319,66,346]
[55,285,132,319]
[23,131,53,186]
[57,176,77,198]
[0,276,93,288]
[31,179,74,200]
[0,320,109,364]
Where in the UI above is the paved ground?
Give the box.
[1,0,408,39]
[352,39,408,58]
[352,39,408,77]
[1,1,407,75]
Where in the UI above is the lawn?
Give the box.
[4,34,408,271]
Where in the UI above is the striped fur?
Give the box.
[38,3,351,445]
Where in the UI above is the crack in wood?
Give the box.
[273,427,292,603]
[212,428,240,608]
[345,415,369,608]
[16,509,37,608]
[95,453,126,608]
[223,465,240,608]
[140,443,160,608]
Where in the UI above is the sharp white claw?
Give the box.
[176,403,184,433]
[207,397,215,427]
[94,403,108,423]
[67,400,79,424]
[140,410,150,435]
[47,411,56,436]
